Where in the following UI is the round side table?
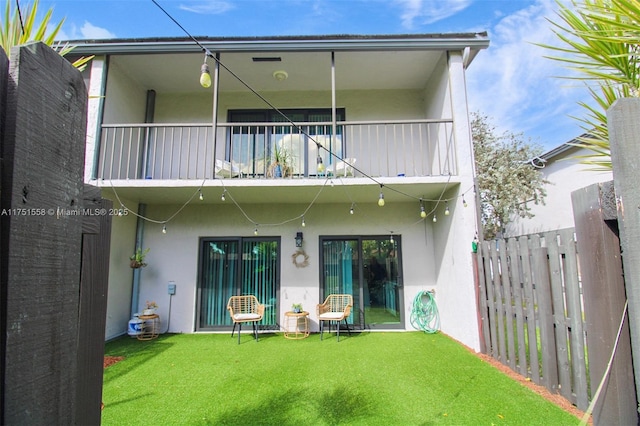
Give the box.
[137,314,159,340]
[284,311,310,340]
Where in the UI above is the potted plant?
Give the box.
[292,303,303,313]
[130,248,150,268]
[267,144,292,178]
[143,300,158,316]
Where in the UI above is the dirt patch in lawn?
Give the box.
[473,350,590,424]
[104,356,125,368]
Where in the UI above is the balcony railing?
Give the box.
[96,120,457,181]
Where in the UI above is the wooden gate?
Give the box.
[475,229,589,410]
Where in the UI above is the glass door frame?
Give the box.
[195,236,281,331]
[318,235,404,330]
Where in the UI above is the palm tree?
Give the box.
[541,0,640,169]
[0,0,92,70]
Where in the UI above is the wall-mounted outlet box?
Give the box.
[168,282,176,295]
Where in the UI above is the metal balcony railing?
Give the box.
[96,120,457,180]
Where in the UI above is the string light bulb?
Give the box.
[390,233,394,243]
[254,227,258,236]
[199,189,204,201]
[420,200,426,218]
[316,156,325,174]
[349,203,355,215]
[432,214,437,223]
[221,190,226,202]
[200,57,212,88]
[462,195,468,208]
[444,202,450,216]
[302,216,306,227]
[378,186,385,207]
[162,225,167,234]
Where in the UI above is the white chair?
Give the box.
[215,159,241,178]
[327,158,357,177]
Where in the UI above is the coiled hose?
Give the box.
[410,290,440,334]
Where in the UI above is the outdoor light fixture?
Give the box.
[444,202,450,216]
[295,232,303,247]
[301,216,306,227]
[390,233,394,243]
[378,187,385,207]
[162,225,167,234]
[199,189,204,201]
[254,227,259,236]
[420,200,427,218]
[462,195,468,208]
[200,56,212,88]
[349,203,355,215]
[221,190,226,201]
[432,214,437,223]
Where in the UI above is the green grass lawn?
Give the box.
[102,331,579,425]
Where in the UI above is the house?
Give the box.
[71,33,490,350]
[504,140,612,237]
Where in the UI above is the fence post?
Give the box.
[572,181,637,424]
[0,42,87,424]
[608,98,640,420]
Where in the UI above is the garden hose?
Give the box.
[410,290,440,334]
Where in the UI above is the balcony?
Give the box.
[96,120,457,181]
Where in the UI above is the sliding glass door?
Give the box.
[197,237,280,330]
[320,236,403,329]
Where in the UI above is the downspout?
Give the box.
[212,52,220,175]
[130,90,156,316]
[331,51,337,165]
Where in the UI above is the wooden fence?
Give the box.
[1,43,112,424]
[475,229,590,410]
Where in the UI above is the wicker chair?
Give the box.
[317,294,353,341]
[227,295,265,344]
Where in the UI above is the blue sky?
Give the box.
[36,0,589,151]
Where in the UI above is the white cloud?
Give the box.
[56,22,115,40]
[179,1,235,14]
[466,0,588,149]
[396,0,473,28]
[80,22,116,39]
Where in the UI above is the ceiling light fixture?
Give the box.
[273,70,288,81]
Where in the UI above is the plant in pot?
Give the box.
[267,144,292,178]
[130,248,150,268]
[292,303,303,313]
[143,300,158,316]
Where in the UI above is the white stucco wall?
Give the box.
[129,201,438,335]
[505,146,612,237]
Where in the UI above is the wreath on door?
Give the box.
[291,250,310,268]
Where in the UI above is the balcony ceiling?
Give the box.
[110,50,442,93]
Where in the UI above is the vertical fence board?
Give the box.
[532,246,559,393]
[572,181,637,425]
[519,236,540,384]
[75,185,112,424]
[490,242,507,364]
[0,44,8,420]
[481,241,499,359]
[499,239,516,371]
[1,43,87,424]
[544,231,573,402]
[559,229,588,410]
[475,250,491,354]
[508,238,528,377]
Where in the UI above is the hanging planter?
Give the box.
[130,248,150,269]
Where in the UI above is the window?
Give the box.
[227,109,345,177]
